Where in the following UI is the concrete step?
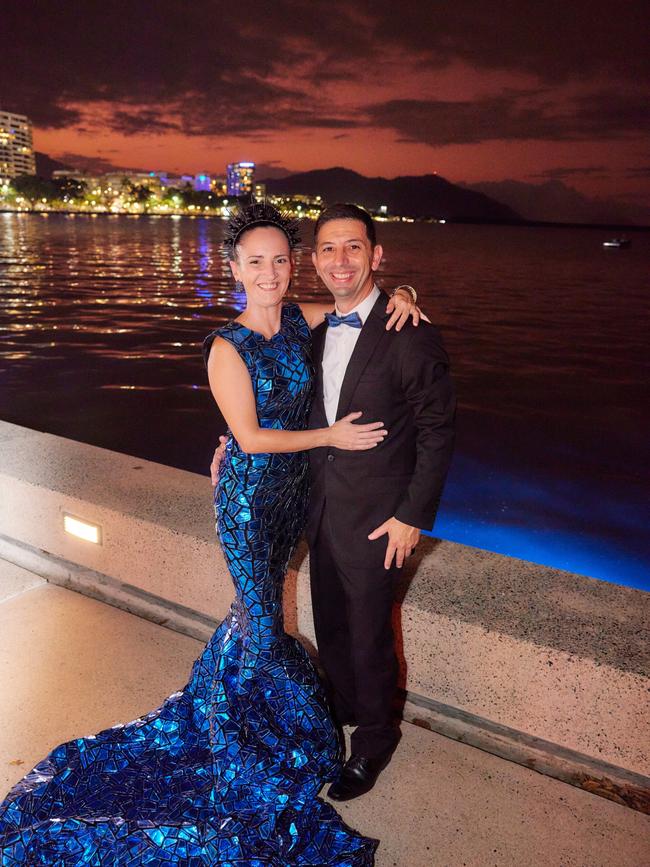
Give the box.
[1,567,648,867]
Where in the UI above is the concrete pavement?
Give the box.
[1,560,648,866]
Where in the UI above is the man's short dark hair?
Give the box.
[314,203,377,247]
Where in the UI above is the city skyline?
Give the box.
[2,1,649,210]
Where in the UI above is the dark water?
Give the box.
[1,212,648,591]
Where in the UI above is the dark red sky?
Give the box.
[4,1,649,206]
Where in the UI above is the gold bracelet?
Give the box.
[392,284,417,303]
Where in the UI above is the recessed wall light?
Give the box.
[63,513,102,545]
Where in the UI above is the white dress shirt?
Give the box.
[322,285,380,426]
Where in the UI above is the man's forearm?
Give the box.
[394,424,455,529]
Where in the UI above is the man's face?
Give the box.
[312,218,383,310]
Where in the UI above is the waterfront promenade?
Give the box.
[1,419,649,863]
[1,561,648,866]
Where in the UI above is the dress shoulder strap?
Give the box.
[202,322,248,367]
[281,302,310,340]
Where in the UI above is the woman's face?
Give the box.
[230,226,292,309]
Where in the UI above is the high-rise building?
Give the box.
[0,111,36,179]
[227,162,255,196]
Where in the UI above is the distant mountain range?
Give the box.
[263,168,520,222]
[34,153,648,226]
[463,179,650,227]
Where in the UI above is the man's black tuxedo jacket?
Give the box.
[306,292,456,569]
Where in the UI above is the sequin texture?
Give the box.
[0,303,377,865]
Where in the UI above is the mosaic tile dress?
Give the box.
[0,303,377,865]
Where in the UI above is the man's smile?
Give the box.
[329,270,356,283]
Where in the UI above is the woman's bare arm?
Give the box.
[296,302,333,329]
[207,337,387,454]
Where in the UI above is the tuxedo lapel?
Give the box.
[312,321,327,371]
[335,295,388,421]
[310,321,327,413]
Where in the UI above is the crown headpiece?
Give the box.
[223,202,302,258]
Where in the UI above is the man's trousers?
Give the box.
[309,504,400,758]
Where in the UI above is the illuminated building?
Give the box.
[211,176,227,196]
[0,110,36,179]
[227,162,255,196]
[272,193,321,206]
[102,172,164,192]
[158,174,188,189]
[52,169,96,185]
[253,182,266,199]
[194,172,211,192]
[157,172,212,192]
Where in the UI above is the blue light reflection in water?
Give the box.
[194,219,214,304]
[430,455,649,591]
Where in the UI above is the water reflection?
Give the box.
[194,218,213,304]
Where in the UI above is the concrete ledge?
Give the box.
[292,546,650,778]
[1,420,649,786]
[0,535,217,643]
[0,420,226,618]
[403,692,650,815]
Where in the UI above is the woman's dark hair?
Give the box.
[313,203,376,247]
[224,202,301,260]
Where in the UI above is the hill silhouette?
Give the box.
[34,152,73,177]
[465,178,650,226]
[263,167,521,222]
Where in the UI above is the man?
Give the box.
[213,203,455,800]
[305,203,455,800]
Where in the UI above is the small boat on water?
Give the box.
[603,238,631,248]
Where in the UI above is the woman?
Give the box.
[0,204,418,865]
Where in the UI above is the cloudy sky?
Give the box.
[4,1,649,204]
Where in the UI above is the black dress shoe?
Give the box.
[326,748,394,801]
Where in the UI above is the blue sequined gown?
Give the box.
[0,303,377,865]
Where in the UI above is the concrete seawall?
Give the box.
[1,420,648,809]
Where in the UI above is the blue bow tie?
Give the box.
[325,311,363,329]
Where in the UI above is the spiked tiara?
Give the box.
[223,202,302,258]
